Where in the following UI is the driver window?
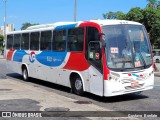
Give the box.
[86,27,100,58]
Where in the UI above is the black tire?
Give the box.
[72,75,84,95]
[22,67,29,81]
[156,59,159,63]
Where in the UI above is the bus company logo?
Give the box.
[53,57,61,62]
[29,52,36,63]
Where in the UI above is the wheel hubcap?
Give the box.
[75,78,82,90]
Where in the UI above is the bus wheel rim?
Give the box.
[75,78,82,90]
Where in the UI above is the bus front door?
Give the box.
[88,41,103,96]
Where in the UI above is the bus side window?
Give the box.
[40,31,52,51]
[30,32,40,50]
[21,33,29,50]
[68,27,84,52]
[53,30,66,51]
[7,34,13,50]
[13,34,21,50]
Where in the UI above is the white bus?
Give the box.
[6,20,154,97]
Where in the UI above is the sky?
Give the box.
[0,0,148,30]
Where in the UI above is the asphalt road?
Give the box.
[0,59,160,120]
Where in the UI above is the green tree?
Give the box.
[103,11,126,20]
[147,0,157,8]
[0,34,4,51]
[126,7,144,23]
[21,22,39,30]
[149,9,160,48]
[158,1,160,9]
[142,8,157,34]
[147,0,160,9]
[142,0,160,46]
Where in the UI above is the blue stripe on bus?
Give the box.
[12,50,67,67]
[55,23,77,30]
[13,50,28,62]
[36,51,67,67]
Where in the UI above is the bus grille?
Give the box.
[121,79,135,84]
[121,78,145,84]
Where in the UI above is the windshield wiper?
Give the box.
[137,52,146,69]
[133,41,147,69]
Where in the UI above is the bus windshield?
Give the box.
[102,25,152,71]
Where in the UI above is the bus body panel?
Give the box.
[88,66,103,96]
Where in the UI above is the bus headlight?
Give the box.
[108,72,120,81]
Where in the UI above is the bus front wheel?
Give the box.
[72,75,84,95]
[22,67,29,81]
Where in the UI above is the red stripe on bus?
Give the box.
[7,49,15,61]
[79,21,101,32]
[102,48,110,80]
[63,52,90,71]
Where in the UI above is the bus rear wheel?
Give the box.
[72,75,84,95]
[22,67,29,81]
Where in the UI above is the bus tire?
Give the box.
[72,75,84,95]
[22,67,29,81]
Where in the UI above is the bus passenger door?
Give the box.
[85,27,104,96]
[87,41,103,96]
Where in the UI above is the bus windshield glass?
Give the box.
[102,25,152,71]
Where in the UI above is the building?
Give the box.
[0,24,14,35]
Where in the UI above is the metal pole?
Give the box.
[74,0,76,21]
[3,0,6,43]
[3,0,6,57]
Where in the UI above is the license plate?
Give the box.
[131,82,139,87]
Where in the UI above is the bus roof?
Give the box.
[7,19,142,34]
[26,22,77,30]
[89,19,142,26]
